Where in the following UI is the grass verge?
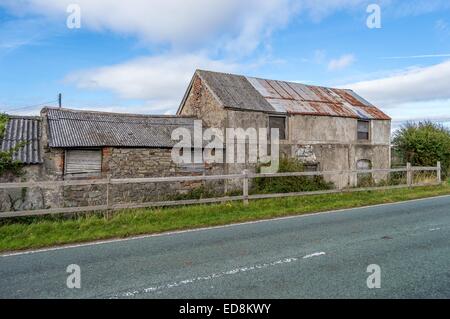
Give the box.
[1,182,450,253]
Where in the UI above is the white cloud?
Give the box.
[17,0,298,112]
[65,53,239,113]
[2,0,298,55]
[4,0,450,116]
[387,100,450,121]
[328,54,355,71]
[345,60,450,106]
[344,60,450,124]
[3,0,450,55]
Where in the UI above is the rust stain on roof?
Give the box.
[245,76,391,120]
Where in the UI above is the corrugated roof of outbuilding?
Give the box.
[181,70,390,120]
[0,116,42,164]
[44,108,200,148]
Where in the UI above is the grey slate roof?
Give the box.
[0,116,42,164]
[185,70,390,120]
[45,107,201,148]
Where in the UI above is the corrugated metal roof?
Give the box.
[197,70,274,112]
[0,116,42,164]
[45,108,201,148]
[195,70,390,120]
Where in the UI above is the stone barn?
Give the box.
[0,69,392,213]
[0,108,224,212]
[177,70,392,188]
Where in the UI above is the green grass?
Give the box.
[1,182,450,253]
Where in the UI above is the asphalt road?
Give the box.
[1,196,449,299]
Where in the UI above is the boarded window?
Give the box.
[356,159,371,170]
[65,150,102,176]
[269,116,287,140]
[357,120,370,140]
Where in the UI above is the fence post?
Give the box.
[242,170,249,206]
[106,174,111,210]
[406,162,412,188]
[437,161,442,184]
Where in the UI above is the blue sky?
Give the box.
[0,0,449,128]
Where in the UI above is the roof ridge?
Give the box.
[196,69,353,91]
[48,117,196,126]
[3,115,42,120]
[43,107,195,119]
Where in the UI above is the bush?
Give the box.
[0,114,24,176]
[0,113,8,136]
[252,157,334,194]
[393,121,450,178]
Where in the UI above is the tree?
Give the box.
[392,121,450,178]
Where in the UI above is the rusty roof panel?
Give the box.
[258,79,281,99]
[358,105,391,120]
[244,76,390,120]
[266,80,292,100]
[277,81,302,100]
[290,82,320,101]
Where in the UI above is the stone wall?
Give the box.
[179,74,227,129]
[1,145,227,212]
[0,165,47,212]
[62,147,226,208]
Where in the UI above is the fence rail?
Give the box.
[0,162,442,218]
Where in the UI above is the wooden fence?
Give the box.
[0,162,442,218]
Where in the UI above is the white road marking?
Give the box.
[429,228,441,231]
[2,194,449,258]
[303,252,326,259]
[110,252,326,298]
